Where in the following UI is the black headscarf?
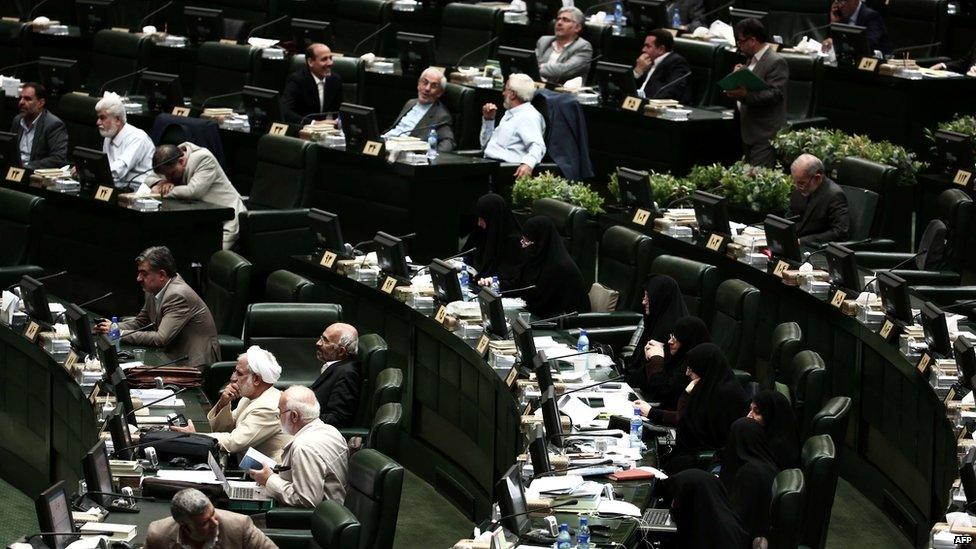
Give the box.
[471,194,523,285]
[753,390,801,470]
[720,417,780,539]
[668,469,751,549]
[511,216,589,318]
[640,275,688,345]
[676,343,749,454]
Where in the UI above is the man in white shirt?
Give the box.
[95,93,155,190]
[249,386,348,507]
[480,73,546,179]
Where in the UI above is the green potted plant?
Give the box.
[511,171,605,215]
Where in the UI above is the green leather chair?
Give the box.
[86,30,150,94]
[767,468,807,549]
[288,54,366,105]
[343,335,391,438]
[650,254,719,320]
[265,270,314,303]
[332,0,392,55]
[764,321,802,389]
[243,302,344,388]
[441,83,479,150]
[839,184,880,243]
[833,156,898,251]
[799,434,838,549]
[808,396,852,449]
[0,20,27,76]
[0,187,44,289]
[672,37,724,106]
[436,4,502,66]
[785,351,827,438]
[781,52,829,130]
[708,278,760,377]
[267,500,361,549]
[532,198,598,287]
[364,402,403,458]
[203,250,252,361]
[53,93,101,152]
[190,42,261,108]
[871,0,947,58]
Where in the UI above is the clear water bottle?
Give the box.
[630,405,643,449]
[671,6,682,28]
[556,523,571,549]
[613,3,623,25]
[491,276,500,294]
[577,517,591,549]
[109,316,121,352]
[577,329,589,369]
[427,128,439,159]
[459,262,471,298]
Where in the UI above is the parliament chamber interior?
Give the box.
[1,0,976,547]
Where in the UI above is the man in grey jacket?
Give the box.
[10,82,68,169]
[535,7,594,85]
[382,67,455,151]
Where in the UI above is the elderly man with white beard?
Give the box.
[95,92,155,190]
[248,386,349,507]
[172,346,292,462]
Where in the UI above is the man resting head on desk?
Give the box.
[145,488,276,549]
[145,143,247,250]
[480,73,547,180]
[94,245,219,368]
[788,153,850,247]
[382,67,456,152]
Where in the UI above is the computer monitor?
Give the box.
[525,0,562,26]
[184,6,224,44]
[65,303,98,358]
[19,275,54,325]
[138,71,185,114]
[72,146,115,193]
[729,8,767,25]
[825,243,861,293]
[877,271,913,324]
[83,440,115,507]
[596,61,637,106]
[430,259,463,304]
[955,337,976,390]
[829,23,872,65]
[961,463,976,507]
[108,411,134,460]
[693,190,731,236]
[617,167,653,212]
[763,214,802,262]
[512,316,536,369]
[920,302,951,357]
[241,85,281,134]
[339,103,380,153]
[308,209,347,257]
[292,18,334,50]
[374,231,410,279]
[0,130,21,171]
[110,368,137,427]
[629,0,669,36]
[478,287,508,338]
[396,32,436,76]
[495,463,531,536]
[539,385,563,444]
[932,129,975,176]
[34,481,76,549]
[497,46,541,82]
[38,57,80,96]
[97,334,121,378]
[75,0,114,36]
[533,352,554,393]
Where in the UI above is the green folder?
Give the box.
[717,69,770,91]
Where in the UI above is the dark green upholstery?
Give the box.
[332,0,391,55]
[0,20,27,75]
[243,303,344,388]
[365,402,403,458]
[765,321,802,389]
[441,83,479,150]
[311,500,361,549]
[86,30,150,93]
[344,449,404,549]
[203,360,235,404]
[782,52,829,130]
[672,37,724,106]
[788,351,827,438]
[833,156,897,250]
[288,54,366,105]
[809,396,852,449]
[343,334,391,436]
[838,184,878,243]
[799,434,838,549]
[0,187,44,288]
[204,250,252,361]
[708,278,760,375]
[871,0,947,58]
[436,4,501,66]
[53,93,101,152]
[372,368,403,409]
[757,0,830,53]
[190,42,260,108]
[650,254,719,319]
[265,269,314,302]
[767,468,807,549]
[531,198,597,287]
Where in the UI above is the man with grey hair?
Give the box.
[145,488,276,548]
[480,73,546,179]
[535,7,593,84]
[311,322,362,428]
[382,67,456,151]
[173,345,292,461]
[95,92,154,189]
[94,246,219,368]
[249,386,349,506]
[788,153,850,246]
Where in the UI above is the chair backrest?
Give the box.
[243,303,344,387]
[767,468,807,549]
[204,250,252,337]
[672,37,723,106]
[649,254,719,319]
[0,187,44,267]
[0,20,27,73]
[760,0,830,46]
[250,134,317,209]
[871,0,946,57]
[311,500,361,549]
[808,396,852,448]
[789,351,827,438]
[938,188,975,277]
[264,269,313,303]
[191,42,260,108]
[351,334,390,427]
[531,198,596,286]
[372,367,403,412]
[333,0,391,55]
[344,449,404,549]
[52,93,102,152]
[767,321,802,388]
[708,278,760,374]
[289,54,365,105]
[799,434,838,549]
[597,225,654,312]
[87,30,150,93]
[781,51,819,121]
[436,4,501,66]
[838,184,879,242]
[365,402,402,458]
[441,83,479,150]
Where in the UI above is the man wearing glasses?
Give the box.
[788,153,850,246]
[310,323,361,428]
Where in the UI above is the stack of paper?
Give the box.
[80,522,137,542]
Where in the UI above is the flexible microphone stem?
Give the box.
[83,491,157,502]
[98,68,146,95]
[75,292,113,310]
[299,111,339,125]
[0,60,39,75]
[530,311,579,326]
[247,14,289,39]
[454,37,498,68]
[584,0,619,15]
[139,0,173,28]
[558,374,625,396]
[500,284,537,295]
[200,90,242,111]
[352,23,391,56]
[649,71,691,99]
[861,249,927,290]
[528,459,614,480]
[25,0,53,21]
[5,270,68,291]
[891,41,942,56]
[118,322,156,338]
[481,499,581,533]
[700,0,736,20]
[109,432,193,457]
[789,23,832,43]
[125,386,191,418]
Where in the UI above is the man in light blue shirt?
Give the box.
[96,93,155,190]
[382,67,455,151]
[480,73,546,179]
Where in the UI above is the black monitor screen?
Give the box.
[512,316,536,367]
[764,214,802,262]
[138,71,184,114]
[617,167,653,211]
[38,57,80,97]
[374,231,410,279]
[526,0,561,26]
[955,337,976,390]
[292,18,334,50]
[829,23,872,65]
[540,385,563,444]
[596,61,637,106]
[339,103,380,153]
[83,440,115,507]
[495,463,531,536]
[933,130,975,175]
[109,367,137,428]
[308,208,346,256]
[242,86,281,134]
[478,288,508,338]
[0,130,21,170]
[497,46,541,82]
[184,6,223,44]
[65,303,98,358]
[108,411,134,460]
[877,271,913,324]
[825,243,860,293]
[20,275,54,325]
[693,190,731,236]
[920,302,951,357]
[97,334,121,378]
[630,0,669,36]
[430,259,462,303]
[396,32,436,76]
[35,481,75,549]
[962,463,976,504]
[533,352,554,393]
[73,146,114,192]
[76,0,114,35]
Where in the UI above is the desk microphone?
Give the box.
[938,298,976,312]
[247,14,289,39]
[109,432,193,457]
[789,23,832,44]
[0,59,39,75]
[98,68,146,95]
[299,111,339,125]
[139,0,173,28]
[5,270,67,291]
[75,292,114,310]
[529,311,579,328]
[542,349,603,361]
[345,239,375,256]
[124,386,192,418]
[662,195,693,210]
[499,284,536,295]
[860,248,928,291]
[454,37,498,69]
[25,0,54,20]
[25,531,116,542]
[700,0,736,20]
[584,1,619,14]
[528,459,614,480]
[200,90,243,111]
[82,490,157,502]
[890,41,942,57]
[558,374,626,396]
[119,322,156,338]
[415,248,477,275]
[649,71,692,99]
[352,23,391,56]
[481,499,581,534]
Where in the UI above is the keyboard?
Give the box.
[639,508,676,532]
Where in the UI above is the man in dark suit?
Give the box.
[310,322,361,428]
[10,82,67,169]
[281,43,343,124]
[823,0,893,56]
[788,153,850,246]
[382,67,455,152]
[725,18,788,168]
[633,29,693,104]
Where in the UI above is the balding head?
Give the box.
[279,385,320,434]
[306,43,334,79]
[417,67,446,105]
[790,153,825,197]
[315,322,359,363]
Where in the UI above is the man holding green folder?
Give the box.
[721,18,789,168]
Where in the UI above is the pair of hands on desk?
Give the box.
[481,102,533,179]
[154,181,177,197]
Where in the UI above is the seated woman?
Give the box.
[471,193,524,288]
[623,275,689,394]
[632,316,711,419]
[667,469,751,549]
[749,390,800,470]
[720,417,780,541]
[664,343,749,474]
[505,216,589,318]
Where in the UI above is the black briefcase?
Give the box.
[139,430,220,463]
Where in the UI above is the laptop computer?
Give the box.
[207,453,272,501]
[640,507,677,532]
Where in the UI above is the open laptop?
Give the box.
[640,507,677,532]
[207,453,272,501]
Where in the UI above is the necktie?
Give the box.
[318,80,325,112]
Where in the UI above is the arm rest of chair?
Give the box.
[339,427,369,440]
[262,529,313,549]
[852,251,916,270]
[217,335,244,363]
[786,116,830,131]
[265,507,314,529]
[239,208,310,233]
[909,285,976,303]
[836,238,898,252]
[890,269,960,286]
[203,361,236,404]
[561,312,643,329]
[0,265,44,289]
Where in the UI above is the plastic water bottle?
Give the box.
[109,316,121,352]
[613,3,623,25]
[556,523,571,549]
[671,6,682,28]
[577,329,589,369]
[491,276,500,294]
[427,128,439,159]
[577,517,591,549]
[459,263,471,298]
[630,405,643,448]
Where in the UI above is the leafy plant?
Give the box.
[926,114,976,158]
[718,162,792,215]
[511,171,605,214]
